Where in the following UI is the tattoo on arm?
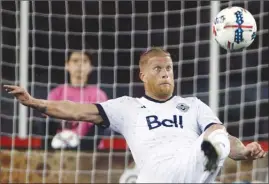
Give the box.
[36,106,48,113]
[31,99,48,113]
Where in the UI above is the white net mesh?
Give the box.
[1,1,268,183]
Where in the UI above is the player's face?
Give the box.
[141,56,174,98]
[66,52,92,79]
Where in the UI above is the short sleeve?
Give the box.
[48,87,61,100]
[95,96,128,134]
[196,98,223,132]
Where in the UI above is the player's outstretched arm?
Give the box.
[228,135,267,161]
[3,85,103,124]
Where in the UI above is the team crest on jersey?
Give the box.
[176,103,189,112]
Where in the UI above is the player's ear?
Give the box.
[139,72,146,83]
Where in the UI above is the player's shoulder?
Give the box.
[85,85,107,94]
[110,96,141,106]
[173,95,199,103]
[47,84,67,99]
[115,95,137,102]
[173,95,203,108]
[99,96,139,111]
[85,85,103,91]
[49,84,65,94]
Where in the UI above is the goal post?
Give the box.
[19,0,30,139]
[209,1,220,115]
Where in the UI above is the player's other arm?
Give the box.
[197,98,267,161]
[4,85,103,124]
[228,134,267,161]
[204,124,267,161]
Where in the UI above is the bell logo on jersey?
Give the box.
[146,115,183,130]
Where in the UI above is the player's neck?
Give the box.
[70,77,88,87]
[144,91,173,102]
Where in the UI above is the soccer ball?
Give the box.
[212,6,257,51]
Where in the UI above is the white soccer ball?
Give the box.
[212,6,257,51]
[51,130,80,149]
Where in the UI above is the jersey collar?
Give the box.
[143,95,175,103]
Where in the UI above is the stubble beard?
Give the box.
[157,84,174,99]
[147,82,174,99]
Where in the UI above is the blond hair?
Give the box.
[139,47,170,70]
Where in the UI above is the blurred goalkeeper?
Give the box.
[47,51,108,150]
[4,47,267,183]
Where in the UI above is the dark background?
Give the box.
[1,1,268,147]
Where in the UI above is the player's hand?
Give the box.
[3,85,34,106]
[242,142,267,160]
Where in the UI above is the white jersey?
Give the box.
[96,95,223,182]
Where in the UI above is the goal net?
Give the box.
[1,1,268,183]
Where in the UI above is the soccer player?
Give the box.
[47,51,108,150]
[4,47,267,183]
